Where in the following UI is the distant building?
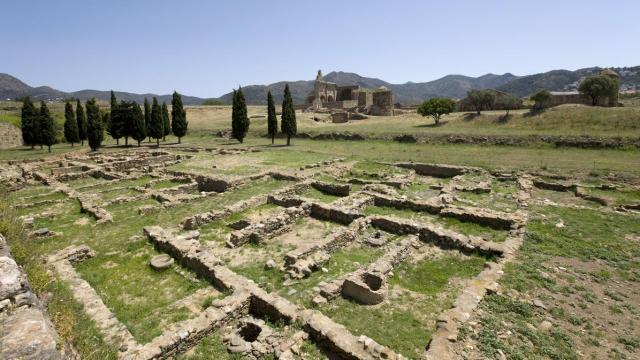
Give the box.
[547,69,620,107]
[306,70,394,116]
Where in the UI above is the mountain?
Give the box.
[217,71,519,105]
[2,66,639,106]
[0,73,207,105]
[496,66,640,96]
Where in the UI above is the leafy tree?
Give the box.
[39,102,56,153]
[76,99,87,146]
[144,98,151,142]
[531,90,551,111]
[281,84,297,146]
[482,91,496,111]
[267,91,277,144]
[148,97,164,146]
[201,98,226,106]
[161,102,170,141]
[502,94,521,116]
[64,101,80,146]
[578,75,617,106]
[131,102,146,146]
[231,87,249,143]
[171,91,188,143]
[20,97,38,149]
[417,97,456,125]
[467,90,484,114]
[467,89,495,114]
[86,98,104,151]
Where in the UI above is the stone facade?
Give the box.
[307,70,394,116]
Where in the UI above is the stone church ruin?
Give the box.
[306,70,394,120]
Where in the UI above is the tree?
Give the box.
[171,91,188,144]
[131,102,146,146]
[39,102,56,153]
[502,94,521,116]
[64,101,80,146]
[110,101,134,146]
[482,91,496,111]
[281,84,297,146]
[76,99,87,146]
[108,90,119,144]
[20,97,38,149]
[467,90,484,114]
[578,75,617,106]
[417,98,456,125]
[531,90,551,111]
[231,87,250,143]
[161,102,170,141]
[148,97,164,146]
[267,91,277,144]
[86,98,104,151]
[144,98,151,142]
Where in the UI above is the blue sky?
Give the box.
[1,0,636,98]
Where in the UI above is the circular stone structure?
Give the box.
[149,254,174,270]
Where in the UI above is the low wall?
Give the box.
[0,123,22,149]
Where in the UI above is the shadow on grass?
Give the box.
[463,113,481,121]
[523,108,546,117]
[415,120,448,128]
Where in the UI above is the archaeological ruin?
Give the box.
[1,144,638,360]
[306,70,394,119]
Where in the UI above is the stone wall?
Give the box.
[0,234,64,360]
[0,123,22,149]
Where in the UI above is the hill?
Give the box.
[0,73,207,105]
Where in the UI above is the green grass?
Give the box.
[177,332,244,360]
[389,254,488,294]
[321,254,486,359]
[301,187,341,203]
[363,205,509,242]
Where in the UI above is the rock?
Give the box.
[555,221,565,228]
[287,289,297,296]
[265,259,276,269]
[538,320,553,332]
[312,295,327,306]
[33,228,50,237]
[321,267,328,273]
[0,307,62,360]
[0,257,23,300]
[149,254,174,270]
[533,299,547,309]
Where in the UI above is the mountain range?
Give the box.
[2,66,638,106]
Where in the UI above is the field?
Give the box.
[1,102,640,360]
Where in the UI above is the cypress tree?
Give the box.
[39,102,56,153]
[64,101,80,146]
[108,91,118,144]
[231,87,249,143]
[161,102,170,141]
[149,97,164,146]
[76,99,87,146]
[131,102,146,147]
[171,91,188,144]
[281,84,297,146]
[86,98,104,151]
[267,91,277,144]
[144,98,151,142]
[20,97,38,149]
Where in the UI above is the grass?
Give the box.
[362,205,509,242]
[321,254,486,359]
[301,187,341,203]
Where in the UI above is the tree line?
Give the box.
[231,84,297,145]
[20,91,188,152]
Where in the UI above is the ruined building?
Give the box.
[306,70,394,116]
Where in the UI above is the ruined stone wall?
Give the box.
[0,123,22,149]
[369,90,394,116]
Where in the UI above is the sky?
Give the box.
[1,0,636,98]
